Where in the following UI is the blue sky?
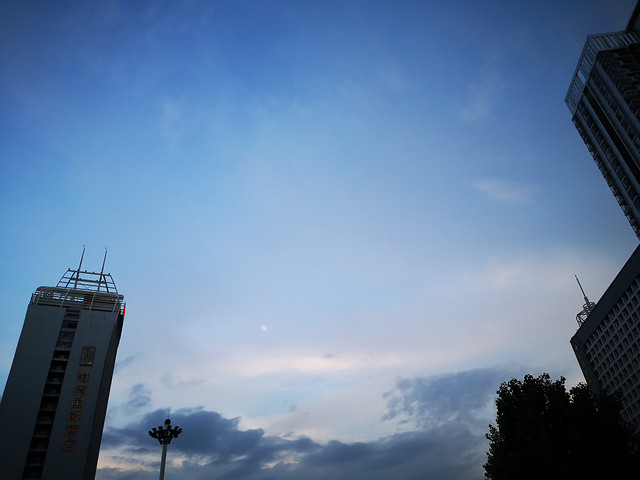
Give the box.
[1,0,639,478]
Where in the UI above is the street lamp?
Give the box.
[148,418,183,480]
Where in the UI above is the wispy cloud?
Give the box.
[160,99,185,152]
[229,351,404,377]
[161,374,205,390]
[127,383,152,410]
[460,58,505,123]
[470,178,538,203]
[114,355,137,374]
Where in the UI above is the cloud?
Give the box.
[127,383,152,410]
[460,59,505,123]
[103,383,153,421]
[382,368,520,429]
[160,374,205,390]
[160,99,185,152]
[470,178,538,203]
[102,408,266,458]
[227,350,404,377]
[114,355,137,373]
[97,367,518,480]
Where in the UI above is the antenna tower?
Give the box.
[575,275,596,326]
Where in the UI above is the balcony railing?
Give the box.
[566,31,640,115]
[31,286,124,314]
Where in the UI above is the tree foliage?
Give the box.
[484,373,640,480]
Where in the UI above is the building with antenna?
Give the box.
[575,275,596,327]
[0,251,125,479]
[570,246,640,430]
[567,1,640,431]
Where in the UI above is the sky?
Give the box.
[1,0,639,478]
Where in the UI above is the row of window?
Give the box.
[590,340,639,386]
[23,307,80,479]
[583,279,640,425]
[574,103,640,235]
[599,350,640,392]
[577,99,637,202]
[593,61,640,152]
[600,46,640,142]
[585,278,640,354]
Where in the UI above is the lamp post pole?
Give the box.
[159,442,168,480]
[148,418,183,480]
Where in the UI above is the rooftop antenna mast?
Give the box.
[73,245,86,289]
[97,247,108,293]
[575,275,596,326]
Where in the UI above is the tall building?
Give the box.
[567,2,640,430]
[571,246,640,430]
[0,254,125,479]
[565,3,640,238]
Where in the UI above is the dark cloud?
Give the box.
[102,408,267,458]
[382,367,519,428]
[98,367,520,480]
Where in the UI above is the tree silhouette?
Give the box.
[484,373,640,480]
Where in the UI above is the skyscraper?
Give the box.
[571,246,640,430]
[565,4,640,238]
[0,253,125,479]
[567,2,640,431]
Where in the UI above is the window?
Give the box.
[80,346,95,366]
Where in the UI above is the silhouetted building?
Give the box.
[565,3,640,238]
[568,2,640,431]
[0,257,125,479]
[571,245,640,430]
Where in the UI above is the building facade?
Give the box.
[571,245,640,430]
[0,261,125,479]
[568,2,640,430]
[565,10,640,238]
